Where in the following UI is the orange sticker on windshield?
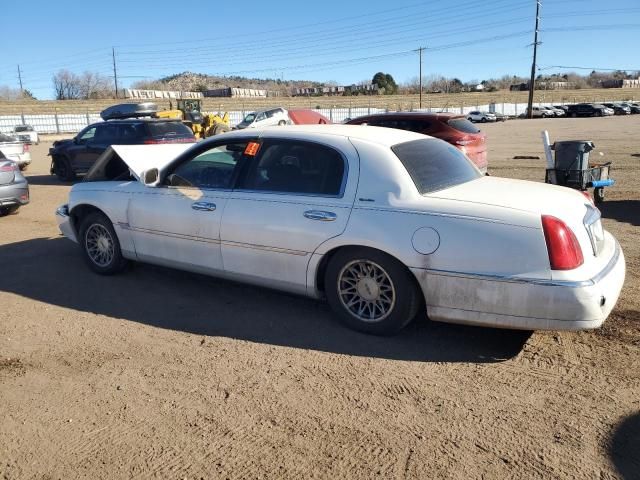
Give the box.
[244,141,260,156]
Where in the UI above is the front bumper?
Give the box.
[411,241,626,331]
[56,204,78,243]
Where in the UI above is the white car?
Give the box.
[235,107,290,129]
[0,134,31,170]
[467,111,496,123]
[55,125,625,335]
[12,125,39,145]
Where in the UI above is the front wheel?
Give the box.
[78,212,128,275]
[278,120,287,126]
[324,247,422,335]
[594,187,605,204]
[53,156,76,181]
[0,205,19,217]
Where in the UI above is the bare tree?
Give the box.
[52,70,81,100]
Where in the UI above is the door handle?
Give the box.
[304,210,336,221]
[192,202,216,211]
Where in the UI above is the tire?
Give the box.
[0,205,19,217]
[595,111,602,117]
[278,120,287,126]
[78,212,128,275]
[19,164,28,171]
[53,156,76,181]
[480,117,487,123]
[594,187,605,204]
[324,247,422,335]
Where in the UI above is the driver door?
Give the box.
[126,140,248,274]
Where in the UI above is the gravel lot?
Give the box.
[1,116,639,479]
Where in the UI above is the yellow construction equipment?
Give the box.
[155,99,230,139]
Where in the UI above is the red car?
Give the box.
[346,112,488,172]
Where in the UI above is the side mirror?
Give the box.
[141,168,159,186]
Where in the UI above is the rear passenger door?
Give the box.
[76,123,118,173]
[220,137,358,294]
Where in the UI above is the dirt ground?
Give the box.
[1,116,639,479]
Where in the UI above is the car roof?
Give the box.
[89,118,182,127]
[221,124,427,147]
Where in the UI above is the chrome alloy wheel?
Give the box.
[337,259,396,323]
[85,223,115,267]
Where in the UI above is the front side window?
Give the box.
[392,138,482,194]
[78,127,96,142]
[166,142,247,190]
[239,140,345,196]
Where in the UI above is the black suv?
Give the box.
[565,103,611,118]
[49,119,195,180]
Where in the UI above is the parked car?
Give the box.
[525,106,554,118]
[0,133,31,170]
[49,118,195,181]
[467,111,496,123]
[288,109,331,125]
[492,112,509,122]
[619,102,640,114]
[602,103,631,115]
[56,125,625,335]
[346,112,488,172]
[0,157,29,216]
[566,103,613,117]
[12,125,39,144]
[553,105,570,114]
[235,107,289,129]
[546,106,565,117]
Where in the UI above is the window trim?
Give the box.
[234,138,349,199]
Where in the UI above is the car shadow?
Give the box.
[23,174,75,186]
[599,200,640,227]
[609,411,640,480]
[0,237,531,363]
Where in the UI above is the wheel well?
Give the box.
[69,204,107,236]
[314,245,425,304]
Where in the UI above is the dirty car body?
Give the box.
[56,125,625,335]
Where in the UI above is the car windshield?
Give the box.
[447,118,480,134]
[242,113,256,123]
[392,138,482,194]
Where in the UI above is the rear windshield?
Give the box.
[0,134,16,142]
[447,118,480,134]
[392,138,482,194]
[15,126,32,132]
[146,122,193,138]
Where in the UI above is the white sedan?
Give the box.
[56,125,625,335]
[467,111,496,123]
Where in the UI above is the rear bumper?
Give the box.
[411,241,625,331]
[56,204,78,243]
[0,182,29,207]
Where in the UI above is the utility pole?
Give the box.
[17,64,24,94]
[526,0,541,119]
[415,47,426,108]
[112,47,119,99]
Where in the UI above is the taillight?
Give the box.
[23,144,29,153]
[541,215,584,270]
[0,163,16,172]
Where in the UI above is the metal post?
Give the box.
[54,108,60,134]
[526,0,541,119]
[112,47,119,99]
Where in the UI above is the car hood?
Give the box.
[88,144,194,181]
[426,176,588,217]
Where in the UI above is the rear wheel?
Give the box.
[278,120,287,126]
[78,212,128,275]
[324,247,422,335]
[0,205,19,217]
[480,117,487,123]
[53,156,76,181]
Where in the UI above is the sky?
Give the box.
[1,0,639,99]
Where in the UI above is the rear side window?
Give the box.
[240,140,345,196]
[447,118,480,134]
[146,122,193,138]
[392,138,481,194]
